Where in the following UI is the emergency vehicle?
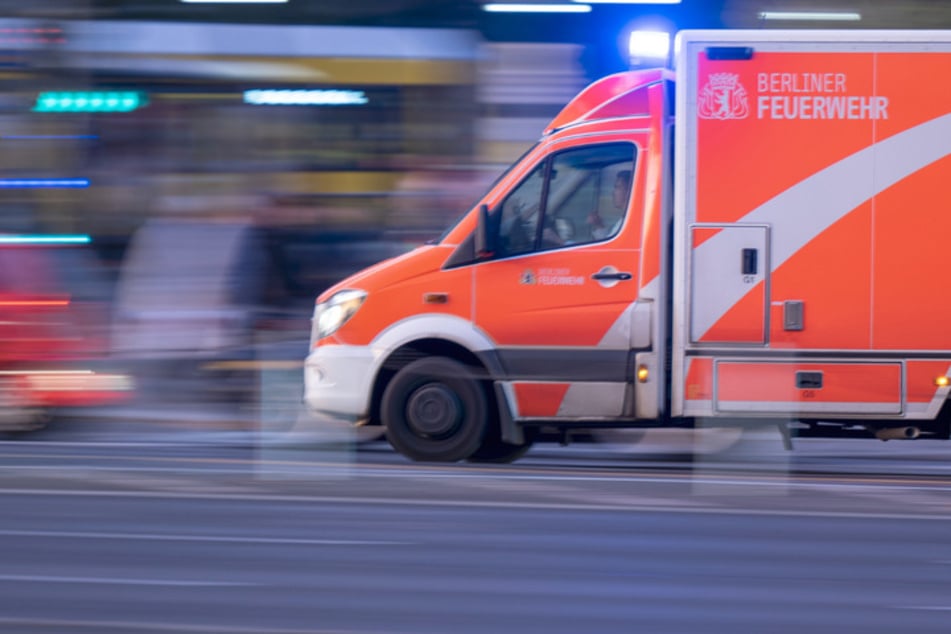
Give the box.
[0,239,132,431]
[305,30,951,462]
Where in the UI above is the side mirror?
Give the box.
[474,204,494,259]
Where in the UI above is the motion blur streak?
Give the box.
[2,3,951,634]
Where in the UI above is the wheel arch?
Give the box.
[369,338,504,430]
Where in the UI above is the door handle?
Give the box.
[741,248,758,275]
[591,271,632,281]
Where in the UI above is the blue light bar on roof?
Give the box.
[629,30,671,61]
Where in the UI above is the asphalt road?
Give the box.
[1,422,951,633]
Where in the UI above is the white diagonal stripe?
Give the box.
[693,112,951,339]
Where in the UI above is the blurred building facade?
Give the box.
[6,0,951,267]
[2,19,487,241]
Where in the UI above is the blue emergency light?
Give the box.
[629,30,671,62]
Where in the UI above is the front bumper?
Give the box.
[304,344,376,422]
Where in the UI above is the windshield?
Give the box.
[435,142,540,244]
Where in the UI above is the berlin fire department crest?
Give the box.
[520,269,536,285]
[698,73,749,120]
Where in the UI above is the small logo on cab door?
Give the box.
[698,73,749,120]
[520,269,536,285]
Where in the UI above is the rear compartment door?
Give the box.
[689,224,769,344]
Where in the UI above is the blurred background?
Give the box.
[2,0,951,429]
[6,4,951,634]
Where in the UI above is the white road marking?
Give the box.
[0,529,408,546]
[0,440,214,449]
[5,461,951,494]
[344,469,951,493]
[0,617,372,634]
[0,487,949,521]
[0,574,249,587]
[0,465,323,475]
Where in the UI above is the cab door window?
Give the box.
[493,142,635,258]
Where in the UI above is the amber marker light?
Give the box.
[637,365,650,383]
[935,376,950,388]
[423,293,449,305]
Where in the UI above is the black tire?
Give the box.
[381,357,488,462]
[467,434,534,464]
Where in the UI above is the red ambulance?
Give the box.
[305,30,951,462]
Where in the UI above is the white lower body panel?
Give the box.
[304,344,376,421]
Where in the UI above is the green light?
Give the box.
[33,91,146,113]
[39,94,58,110]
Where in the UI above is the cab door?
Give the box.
[473,137,645,419]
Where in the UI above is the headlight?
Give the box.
[311,289,367,344]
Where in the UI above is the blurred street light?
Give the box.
[759,11,862,21]
[483,3,592,12]
[181,0,289,3]
[577,0,680,3]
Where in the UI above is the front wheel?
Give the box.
[381,357,488,462]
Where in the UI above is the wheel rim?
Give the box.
[405,383,463,439]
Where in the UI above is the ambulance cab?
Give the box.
[305,69,672,462]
